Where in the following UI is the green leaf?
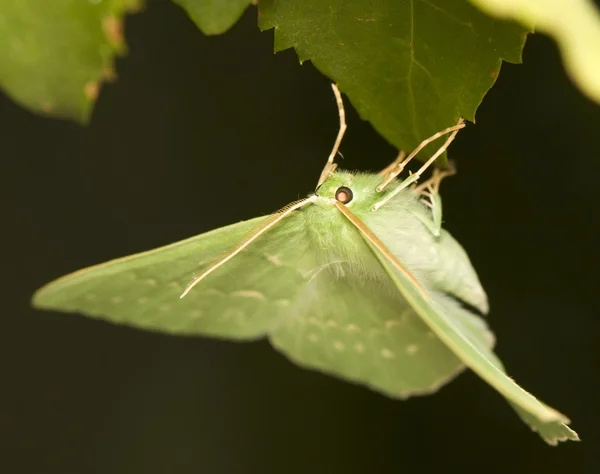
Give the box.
[258,0,528,160]
[174,0,255,35]
[469,0,600,104]
[0,0,142,123]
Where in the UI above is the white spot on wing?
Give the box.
[406,344,419,355]
[264,253,282,266]
[230,290,266,301]
[381,348,395,359]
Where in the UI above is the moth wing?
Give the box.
[269,264,495,399]
[365,197,489,314]
[32,215,311,339]
[509,404,580,446]
[402,202,489,314]
[441,302,578,444]
[433,229,489,314]
[365,237,579,444]
[35,208,493,399]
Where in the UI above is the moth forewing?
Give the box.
[332,201,577,442]
[349,212,573,426]
[180,196,317,298]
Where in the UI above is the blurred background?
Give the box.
[1,1,598,473]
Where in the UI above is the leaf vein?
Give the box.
[418,0,476,33]
[407,0,419,141]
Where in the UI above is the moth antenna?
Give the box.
[372,120,463,211]
[377,119,465,192]
[377,150,406,177]
[333,201,429,300]
[317,83,347,188]
[180,196,317,298]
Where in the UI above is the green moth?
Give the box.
[33,85,578,445]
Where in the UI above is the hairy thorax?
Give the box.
[301,171,440,286]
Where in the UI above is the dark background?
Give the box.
[2,2,598,473]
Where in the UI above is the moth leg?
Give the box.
[376,118,465,194]
[409,163,456,237]
[372,119,464,211]
[410,188,443,237]
[413,160,456,196]
[317,84,347,187]
[377,150,406,177]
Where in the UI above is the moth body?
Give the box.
[310,171,488,314]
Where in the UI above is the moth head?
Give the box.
[315,171,406,215]
[315,171,356,204]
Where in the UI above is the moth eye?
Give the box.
[335,186,354,204]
